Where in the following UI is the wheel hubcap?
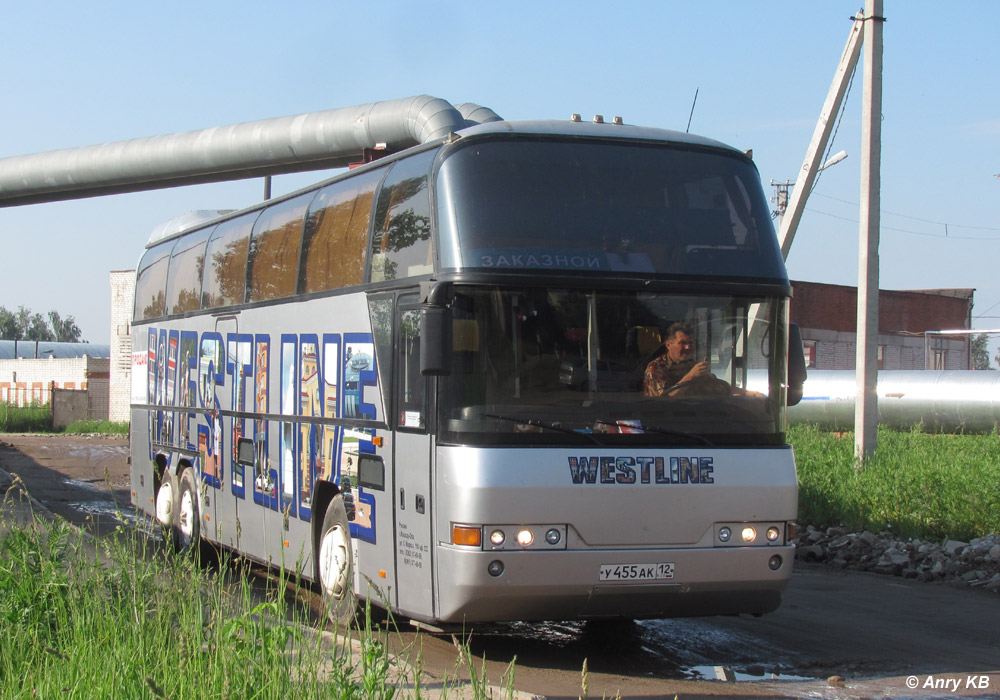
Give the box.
[319,525,349,599]
[178,490,195,542]
[154,481,173,526]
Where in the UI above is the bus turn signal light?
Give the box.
[452,525,482,547]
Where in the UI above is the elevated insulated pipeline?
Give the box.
[0,96,502,207]
[750,369,1000,432]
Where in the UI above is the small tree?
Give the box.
[971,332,993,370]
[48,311,83,343]
[0,305,85,342]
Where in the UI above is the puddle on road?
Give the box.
[61,476,111,490]
[66,499,163,541]
[470,617,816,682]
[38,444,129,461]
[685,665,813,683]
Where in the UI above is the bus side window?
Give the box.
[370,151,436,282]
[299,168,382,294]
[165,226,214,315]
[134,239,174,321]
[201,212,258,309]
[397,306,426,430]
[246,193,312,303]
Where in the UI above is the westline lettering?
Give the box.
[568,456,715,485]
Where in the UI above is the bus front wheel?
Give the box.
[318,495,357,627]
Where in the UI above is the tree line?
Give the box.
[0,306,84,343]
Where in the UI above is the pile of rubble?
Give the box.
[794,526,1000,593]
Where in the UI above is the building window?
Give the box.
[803,340,817,369]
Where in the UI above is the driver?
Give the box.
[642,322,731,397]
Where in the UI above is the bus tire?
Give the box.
[175,468,202,557]
[317,495,357,627]
[154,469,177,529]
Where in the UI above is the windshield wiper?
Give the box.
[593,419,716,447]
[480,412,604,446]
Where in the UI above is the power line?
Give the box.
[812,192,1000,232]
[806,207,1000,240]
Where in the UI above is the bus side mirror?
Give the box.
[420,305,452,376]
[787,323,806,407]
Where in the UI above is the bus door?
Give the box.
[391,298,434,618]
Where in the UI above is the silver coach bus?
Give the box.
[130,119,804,627]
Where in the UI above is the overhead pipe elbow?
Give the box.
[0,95,488,207]
[453,103,504,127]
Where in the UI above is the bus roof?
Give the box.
[143,119,750,248]
[452,119,745,155]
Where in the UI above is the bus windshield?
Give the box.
[437,287,788,447]
[436,138,786,281]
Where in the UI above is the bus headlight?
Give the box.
[716,521,787,547]
[465,523,566,550]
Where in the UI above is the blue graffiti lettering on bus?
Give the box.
[568,456,715,485]
[143,326,379,544]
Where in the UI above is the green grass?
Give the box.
[790,424,1000,541]
[0,402,51,432]
[62,419,129,435]
[0,508,514,700]
[0,410,128,435]
[0,521,328,699]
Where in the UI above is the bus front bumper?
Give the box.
[432,544,793,624]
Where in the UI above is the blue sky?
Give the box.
[1,1,998,357]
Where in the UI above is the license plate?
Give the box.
[598,562,675,581]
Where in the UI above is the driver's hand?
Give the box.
[684,361,711,382]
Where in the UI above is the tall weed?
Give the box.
[62,419,129,435]
[0,401,51,432]
[0,516,397,699]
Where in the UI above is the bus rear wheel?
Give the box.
[175,468,202,556]
[154,470,177,528]
[318,495,357,627]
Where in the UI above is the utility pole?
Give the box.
[855,0,884,462]
[776,12,864,258]
[771,180,793,218]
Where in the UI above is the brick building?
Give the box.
[790,281,974,370]
[0,343,111,419]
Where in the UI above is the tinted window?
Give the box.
[164,226,214,315]
[436,139,785,281]
[134,240,174,321]
[370,151,436,282]
[247,194,313,302]
[201,212,258,309]
[299,169,382,294]
[437,287,788,447]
